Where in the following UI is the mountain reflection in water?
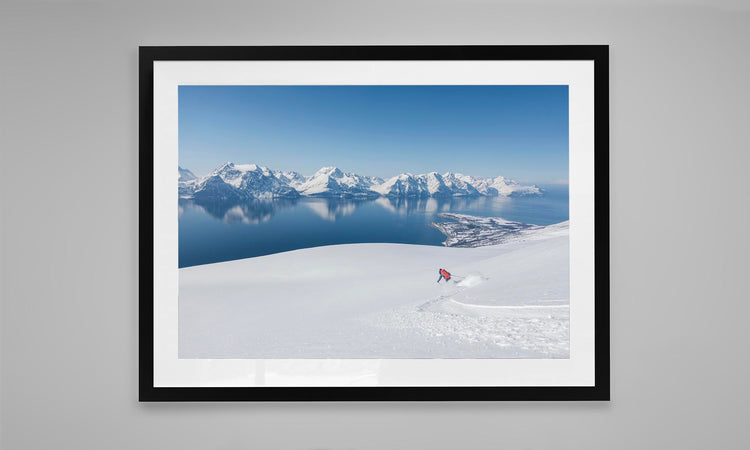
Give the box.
[178,186,569,268]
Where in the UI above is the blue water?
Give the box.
[178,185,568,268]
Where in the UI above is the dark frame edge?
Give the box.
[140,386,610,402]
[138,45,611,402]
[593,45,611,401]
[139,47,156,402]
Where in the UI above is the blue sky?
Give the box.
[179,85,568,184]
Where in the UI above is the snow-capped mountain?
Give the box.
[365,175,385,186]
[439,172,482,197]
[178,166,197,182]
[372,171,538,198]
[179,162,541,202]
[297,166,380,198]
[422,172,454,197]
[491,177,542,197]
[181,162,300,202]
[272,170,308,189]
[190,174,252,203]
[218,163,299,199]
[374,172,487,198]
[373,173,430,198]
[452,174,542,197]
[178,167,200,198]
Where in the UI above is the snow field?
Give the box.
[179,221,570,359]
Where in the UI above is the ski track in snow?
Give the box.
[364,273,569,358]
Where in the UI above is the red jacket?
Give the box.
[440,269,451,280]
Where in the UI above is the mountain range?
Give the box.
[178,162,541,202]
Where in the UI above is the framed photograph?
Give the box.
[140,45,609,401]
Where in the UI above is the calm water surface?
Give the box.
[179,185,568,268]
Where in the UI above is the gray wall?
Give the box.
[1,0,749,448]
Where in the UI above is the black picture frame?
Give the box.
[139,45,609,402]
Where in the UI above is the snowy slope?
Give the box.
[179,219,569,359]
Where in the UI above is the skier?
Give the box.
[437,268,452,283]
